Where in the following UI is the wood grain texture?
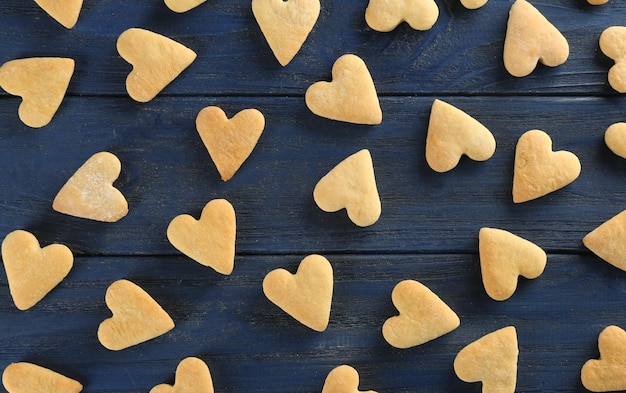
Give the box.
[1,0,625,392]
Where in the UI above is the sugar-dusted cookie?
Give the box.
[117,28,197,102]
[314,149,381,227]
[34,0,83,28]
[512,130,581,203]
[2,230,73,310]
[2,362,82,393]
[306,54,382,125]
[151,357,214,393]
[454,326,518,393]
[503,0,569,77]
[426,99,496,172]
[98,279,175,350]
[53,152,128,222]
[167,199,236,275]
[196,106,265,181]
[605,122,626,159]
[0,57,74,128]
[164,0,206,13]
[365,0,438,32]
[600,26,626,93]
[263,254,333,332]
[382,280,460,349]
[583,210,626,272]
[581,325,626,392]
[252,0,320,66]
[321,365,377,393]
[479,228,546,301]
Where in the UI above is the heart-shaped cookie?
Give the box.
[34,0,83,28]
[98,279,175,351]
[382,280,460,349]
[2,362,82,393]
[167,199,236,274]
[321,365,377,393]
[117,28,197,102]
[1,230,73,311]
[583,210,626,272]
[503,0,569,77]
[0,57,74,128]
[581,325,626,392]
[252,0,320,66]
[306,54,382,125]
[479,228,546,301]
[196,106,265,181]
[313,149,381,227]
[426,99,496,172]
[605,122,626,158]
[460,0,488,9]
[512,130,581,203]
[454,326,518,393]
[53,152,128,222]
[150,357,214,393]
[600,26,626,93]
[262,254,333,332]
[365,0,439,32]
[164,0,206,13]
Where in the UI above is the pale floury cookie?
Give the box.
[583,210,626,272]
[512,130,580,203]
[98,279,175,350]
[426,99,496,172]
[0,57,74,128]
[581,325,626,392]
[479,228,546,301]
[167,199,236,275]
[164,0,206,13]
[600,26,626,93]
[365,0,438,32]
[2,362,82,393]
[53,152,129,222]
[314,149,381,227]
[605,123,626,159]
[382,280,460,348]
[263,255,333,332]
[151,357,214,393]
[117,28,197,102]
[2,230,73,310]
[503,0,569,77]
[454,326,518,393]
[306,54,382,125]
[461,0,488,9]
[321,365,377,393]
[252,0,320,66]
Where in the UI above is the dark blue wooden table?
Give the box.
[1,1,625,392]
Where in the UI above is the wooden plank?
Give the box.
[0,0,621,96]
[0,95,624,255]
[0,253,622,392]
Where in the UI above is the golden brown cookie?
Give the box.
[98,279,175,350]
[426,99,496,172]
[382,280,460,349]
[117,28,197,102]
[479,228,546,301]
[34,0,83,28]
[512,130,581,203]
[167,199,236,275]
[252,0,320,66]
[263,254,333,332]
[454,326,518,393]
[2,362,82,393]
[2,230,73,310]
[321,365,377,393]
[583,210,626,272]
[306,54,382,125]
[196,106,265,181]
[150,357,214,393]
[581,325,626,392]
[503,0,569,77]
[600,26,626,93]
[313,149,381,227]
[365,0,438,32]
[0,57,74,128]
[53,152,128,222]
